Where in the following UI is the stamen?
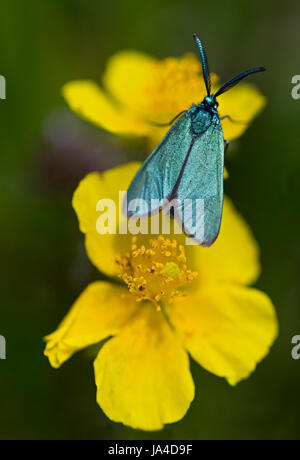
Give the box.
[116,237,197,306]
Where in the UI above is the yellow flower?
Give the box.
[44,163,278,431]
[63,50,266,148]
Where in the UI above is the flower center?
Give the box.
[141,54,219,119]
[143,55,204,116]
[116,236,197,307]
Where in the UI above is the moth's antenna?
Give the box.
[214,67,266,98]
[193,33,211,96]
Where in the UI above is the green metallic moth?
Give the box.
[124,34,266,246]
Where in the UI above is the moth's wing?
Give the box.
[125,112,193,218]
[174,116,224,246]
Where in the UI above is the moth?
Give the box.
[124,34,265,246]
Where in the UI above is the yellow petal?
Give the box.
[186,196,260,285]
[103,50,156,117]
[94,304,194,430]
[218,83,266,141]
[72,163,141,277]
[168,284,278,386]
[63,80,148,136]
[44,282,138,368]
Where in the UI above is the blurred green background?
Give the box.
[0,0,299,440]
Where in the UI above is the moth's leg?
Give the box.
[224,140,229,154]
[150,110,187,127]
[220,115,246,125]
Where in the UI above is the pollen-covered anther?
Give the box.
[116,236,198,306]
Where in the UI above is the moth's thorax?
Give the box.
[189,98,219,136]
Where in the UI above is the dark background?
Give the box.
[0,0,299,440]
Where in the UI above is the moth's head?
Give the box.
[203,95,218,111]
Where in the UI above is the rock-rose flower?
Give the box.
[44,163,278,431]
[63,50,266,148]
